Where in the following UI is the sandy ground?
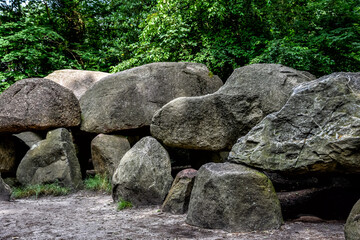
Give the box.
[0,190,345,240]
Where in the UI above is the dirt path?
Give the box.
[0,191,345,240]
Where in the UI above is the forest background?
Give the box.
[0,0,359,93]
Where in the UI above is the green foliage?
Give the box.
[1,0,359,92]
[117,199,133,211]
[83,174,112,194]
[11,182,71,199]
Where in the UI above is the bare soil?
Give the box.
[0,190,345,240]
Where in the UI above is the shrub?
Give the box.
[83,174,112,194]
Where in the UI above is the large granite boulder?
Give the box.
[345,199,360,240]
[80,62,223,133]
[162,168,197,214]
[45,69,110,99]
[0,78,81,133]
[186,162,283,232]
[229,73,360,174]
[0,174,11,201]
[16,128,82,189]
[151,64,314,151]
[112,137,173,205]
[91,134,131,177]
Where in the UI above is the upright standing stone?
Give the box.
[162,168,197,214]
[186,162,283,232]
[16,128,82,189]
[112,137,173,205]
[91,134,131,177]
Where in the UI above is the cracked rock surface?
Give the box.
[0,78,80,133]
[229,72,360,174]
[80,62,222,133]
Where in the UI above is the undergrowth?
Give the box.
[117,199,133,211]
[84,174,112,194]
[11,182,71,199]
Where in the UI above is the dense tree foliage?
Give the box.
[0,0,359,92]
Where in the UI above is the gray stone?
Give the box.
[45,69,110,99]
[16,128,82,189]
[162,168,197,214]
[345,199,360,240]
[80,62,223,133]
[0,78,81,133]
[0,174,11,201]
[186,162,283,232]
[229,73,360,174]
[112,137,173,205]
[13,131,44,148]
[91,134,131,177]
[151,64,314,151]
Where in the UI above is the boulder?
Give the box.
[16,128,82,189]
[0,78,81,133]
[151,64,314,151]
[45,69,111,99]
[229,73,360,174]
[91,134,131,177]
[112,136,173,205]
[80,62,223,133]
[186,162,283,232]
[345,199,360,240]
[162,168,197,214]
[13,131,44,148]
[0,174,11,201]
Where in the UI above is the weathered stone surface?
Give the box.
[112,137,173,205]
[45,69,111,99]
[91,134,131,177]
[80,62,223,133]
[13,131,44,148]
[0,174,11,201]
[16,128,82,188]
[151,64,314,151]
[229,73,360,174]
[162,168,197,214]
[345,199,360,240]
[0,78,81,133]
[186,162,283,232]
